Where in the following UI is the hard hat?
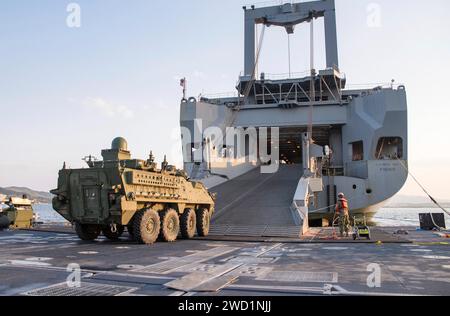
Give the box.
[338,192,345,198]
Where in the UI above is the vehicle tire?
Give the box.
[75,223,101,241]
[0,215,11,230]
[133,209,161,245]
[159,209,180,242]
[127,225,135,240]
[196,208,211,237]
[102,225,124,241]
[180,209,196,239]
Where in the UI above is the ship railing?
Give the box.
[200,92,241,100]
[244,0,294,9]
[323,166,344,177]
[247,77,346,105]
[238,66,343,83]
[239,70,315,82]
[345,82,405,91]
[260,71,312,81]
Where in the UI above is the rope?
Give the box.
[287,33,291,78]
[393,158,449,231]
[241,24,266,103]
[396,158,450,218]
[429,213,447,232]
[218,24,267,157]
[304,159,449,233]
[206,24,267,174]
[308,194,368,215]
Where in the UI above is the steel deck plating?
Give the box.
[0,228,449,296]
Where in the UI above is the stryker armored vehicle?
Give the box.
[51,137,216,244]
[0,196,35,230]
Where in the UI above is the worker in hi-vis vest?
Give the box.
[335,193,350,237]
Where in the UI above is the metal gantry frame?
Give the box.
[242,0,339,80]
[237,0,344,108]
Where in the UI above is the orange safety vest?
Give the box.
[335,198,349,216]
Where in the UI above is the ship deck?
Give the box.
[0,227,449,296]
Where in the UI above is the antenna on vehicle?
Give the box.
[162,155,168,170]
[82,155,97,168]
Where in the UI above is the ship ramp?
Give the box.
[210,164,304,238]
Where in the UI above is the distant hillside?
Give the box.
[386,194,450,208]
[0,187,53,204]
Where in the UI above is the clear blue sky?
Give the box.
[1,0,450,199]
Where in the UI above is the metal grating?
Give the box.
[228,257,276,264]
[227,226,267,237]
[24,282,136,297]
[264,226,301,238]
[258,271,338,283]
[138,260,189,274]
[210,225,301,238]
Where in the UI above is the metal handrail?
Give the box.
[345,82,405,91]
[261,71,311,80]
[201,92,240,99]
[243,0,290,9]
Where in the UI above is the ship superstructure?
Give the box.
[180,0,408,228]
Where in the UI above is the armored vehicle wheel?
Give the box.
[133,209,161,245]
[75,223,101,241]
[0,215,11,230]
[127,225,135,240]
[196,208,211,237]
[180,209,196,239]
[159,209,180,242]
[102,225,124,241]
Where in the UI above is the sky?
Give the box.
[0,0,450,200]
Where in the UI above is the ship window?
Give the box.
[376,137,403,160]
[350,141,364,161]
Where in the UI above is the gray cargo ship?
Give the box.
[180,0,408,229]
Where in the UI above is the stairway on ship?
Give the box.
[209,164,304,238]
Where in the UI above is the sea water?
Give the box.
[34,204,66,224]
[374,208,450,228]
[33,204,450,228]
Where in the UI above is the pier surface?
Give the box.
[0,227,449,296]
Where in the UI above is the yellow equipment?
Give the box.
[2,197,34,229]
